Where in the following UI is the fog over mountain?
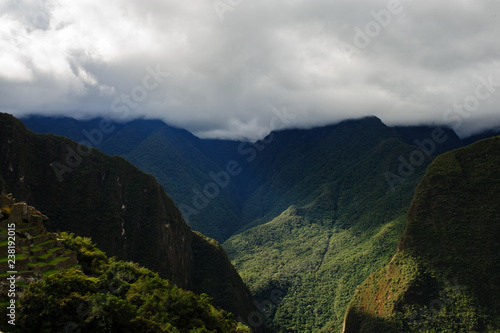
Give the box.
[1,0,500,139]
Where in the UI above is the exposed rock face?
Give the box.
[0,113,260,327]
[0,113,193,288]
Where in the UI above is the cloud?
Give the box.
[1,0,500,139]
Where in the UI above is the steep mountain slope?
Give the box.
[232,119,462,230]
[462,128,500,146]
[224,118,455,332]
[22,116,467,242]
[22,115,469,332]
[21,116,247,242]
[0,196,250,333]
[343,136,500,332]
[0,113,259,326]
[393,125,463,156]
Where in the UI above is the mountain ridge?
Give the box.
[342,136,500,332]
[0,113,261,329]
[20,113,499,332]
[21,115,472,240]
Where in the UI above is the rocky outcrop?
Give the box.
[0,194,79,299]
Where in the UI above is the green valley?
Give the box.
[18,114,500,332]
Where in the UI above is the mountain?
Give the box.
[18,113,500,333]
[21,114,471,332]
[21,116,467,240]
[0,113,260,328]
[393,125,463,156]
[342,136,500,332]
[223,117,447,332]
[21,116,249,242]
[0,195,250,333]
[462,128,500,147]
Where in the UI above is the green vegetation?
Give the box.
[26,115,454,332]
[0,113,261,324]
[0,253,26,262]
[224,118,434,332]
[2,234,250,333]
[188,231,262,330]
[18,114,481,332]
[343,136,500,332]
[58,232,109,275]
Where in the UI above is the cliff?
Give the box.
[342,136,500,332]
[0,113,260,327]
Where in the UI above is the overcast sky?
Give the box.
[1,0,500,139]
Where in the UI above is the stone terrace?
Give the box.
[0,194,80,300]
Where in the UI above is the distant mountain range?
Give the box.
[19,114,500,332]
[22,115,479,241]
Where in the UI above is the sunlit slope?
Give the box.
[224,118,447,332]
[343,136,500,333]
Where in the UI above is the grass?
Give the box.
[43,269,62,277]
[37,246,62,260]
[0,271,29,278]
[30,239,55,252]
[47,256,70,265]
[32,234,48,241]
[47,247,61,254]
[16,226,37,233]
[37,253,51,260]
[28,262,46,268]
[17,281,29,288]
[28,256,69,268]
[0,253,26,262]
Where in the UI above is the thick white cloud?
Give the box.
[1,0,500,139]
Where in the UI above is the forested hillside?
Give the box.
[23,114,489,332]
[22,116,247,242]
[0,113,260,327]
[0,200,250,333]
[343,136,500,332]
[224,118,443,331]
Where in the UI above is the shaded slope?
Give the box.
[343,136,500,332]
[0,113,259,325]
[224,118,439,332]
[393,125,463,156]
[1,113,192,286]
[21,114,468,332]
[21,116,245,242]
[462,128,500,146]
[22,116,469,242]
